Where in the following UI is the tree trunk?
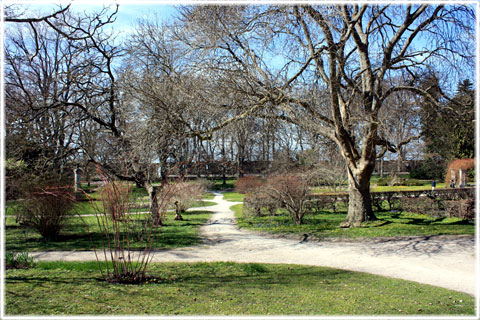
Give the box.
[341,165,377,227]
[74,165,81,193]
[145,183,162,225]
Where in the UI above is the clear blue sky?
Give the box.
[16,2,179,33]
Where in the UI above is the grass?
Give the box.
[212,178,236,191]
[311,182,448,194]
[222,191,245,202]
[5,210,211,252]
[233,205,474,239]
[5,261,474,315]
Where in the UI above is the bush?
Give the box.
[235,176,264,194]
[443,199,475,220]
[5,251,35,270]
[170,180,207,213]
[400,197,442,216]
[403,178,423,186]
[243,190,280,217]
[375,176,422,187]
[20,185,75,240]
[265,174,312,225]
[88,175,176,284]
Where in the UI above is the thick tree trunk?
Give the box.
[341,165,377,228]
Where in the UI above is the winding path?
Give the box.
[31,193,477,295]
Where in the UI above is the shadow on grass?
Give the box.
[152,264,355,289]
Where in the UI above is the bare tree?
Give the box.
[178,4,475,227]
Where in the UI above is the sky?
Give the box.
[10,2,179,35]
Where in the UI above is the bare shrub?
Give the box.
[170,180,207,216]
[264,174,312,225]
[87,174,175,284]
[443,199,475,220]
[400,197,442,216]
[20,185,76,240]
[235,176,264,194]
[243,190,280,217]
[98,182,132,221]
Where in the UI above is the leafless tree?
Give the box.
[177,4,475,227]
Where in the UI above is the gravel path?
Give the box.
[30,193,476,295]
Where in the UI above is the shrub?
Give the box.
[443,199,475,220]
[243,190,280,217]
[375,178,388,186]
[400,197,442,216]
[235,176,264,194]
[87,174,176,284]
[170,180,207,213]
[264,174,312,225]
[5,251,35,269]
[20,185,75,240]
[403,178,423,186]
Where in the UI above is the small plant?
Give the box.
[6,251,35,269]
[20,185,76,240]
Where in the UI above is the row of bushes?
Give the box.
[12,179,211,241]
[238,175,475,223]
[401,198,475,220]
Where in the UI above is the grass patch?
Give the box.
[5,210,212,252]
[192,200,216,207]
[212,179,236,191]
[310,182,449,194]
[203,192,216,200]
[232,205,474,239]
[5,261,474,315]
[223,192,244,202]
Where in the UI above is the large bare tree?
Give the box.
[178,4,475,227]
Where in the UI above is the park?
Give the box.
[3,2,477,317]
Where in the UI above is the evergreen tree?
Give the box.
[421,78,475,161]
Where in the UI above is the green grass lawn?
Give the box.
[222,191,245,202]
[311,182,448,194]
[5,210,211,252]
[5,261,474,315]
[233,205,474,239]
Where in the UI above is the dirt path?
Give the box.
[30,193,476,295]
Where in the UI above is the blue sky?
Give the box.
[14,2,179,33]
